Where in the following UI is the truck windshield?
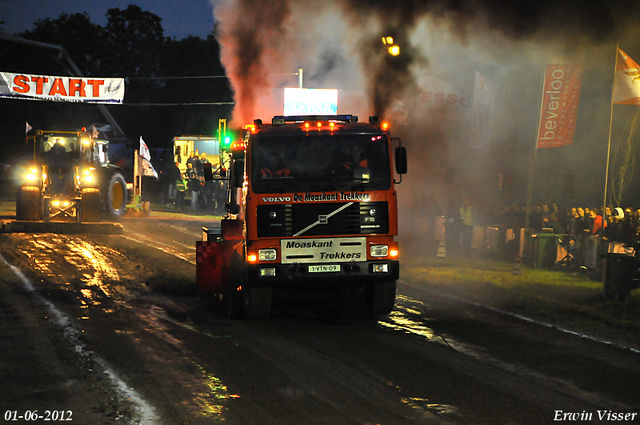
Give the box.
[250,134,391,193]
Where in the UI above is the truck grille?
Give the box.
[257,202,389,238]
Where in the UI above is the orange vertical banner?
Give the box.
[536,63,583,149]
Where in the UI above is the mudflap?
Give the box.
[196,240,230,295]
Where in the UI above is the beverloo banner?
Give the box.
[0,71,125,104]
[536,64,583,149]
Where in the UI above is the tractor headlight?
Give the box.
[82,168,97,185]
[24,168,40,183]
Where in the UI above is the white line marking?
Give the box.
[0,254,162,424]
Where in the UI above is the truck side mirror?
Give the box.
[395,146,407,175]
[203,162,213,181]
[232,160,244,188]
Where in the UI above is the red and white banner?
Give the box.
[612,47,640,105]
[536,63,583,149]
[0,71,125,104]
[139,137,158,178]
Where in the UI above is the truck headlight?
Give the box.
[258,249,277,261]
[370,245,388,257]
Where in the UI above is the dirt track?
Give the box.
[0,210,638,424]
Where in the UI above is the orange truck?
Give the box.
[196,114,407,317]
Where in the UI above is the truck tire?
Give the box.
[16,188,42,221]
[368,280,396,316]
[224,255,244,318]
[81,189,101,222]
[106,173,127,219]
[242,284,273,318]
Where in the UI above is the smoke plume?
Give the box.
[211,0,640,253]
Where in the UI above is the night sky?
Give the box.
[2,0,215,39]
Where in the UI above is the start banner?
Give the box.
[0,71,125,104]
[536,63,583,149]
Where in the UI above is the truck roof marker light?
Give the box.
[317,122,322,129]
[329,122,335,130]
[382,122,389,131]
[304,123,310,131]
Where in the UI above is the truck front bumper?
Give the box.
[247,260,399,287]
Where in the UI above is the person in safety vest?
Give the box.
[459,197,473,253]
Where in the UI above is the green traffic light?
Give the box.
[224,136,231,145]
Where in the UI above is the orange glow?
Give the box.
[382,122,389,130]
[329,122,335,130]
[247,254,257,263]
[390,249,399,258]
[317,122,322,128]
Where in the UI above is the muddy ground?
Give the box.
[0,208,638,424]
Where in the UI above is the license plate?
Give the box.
[309,264,340,273]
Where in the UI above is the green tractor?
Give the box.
[16,129,128,223]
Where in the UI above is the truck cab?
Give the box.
[197,115,407,318]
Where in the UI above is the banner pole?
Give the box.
[524,64,547,231]
[603,42,618,213]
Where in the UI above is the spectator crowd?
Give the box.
[481,202,640,247]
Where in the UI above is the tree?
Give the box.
[21,13,104,75]
[0,6,232,156]
[158,34,233,136]
[102,5,165,81]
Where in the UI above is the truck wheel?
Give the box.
[81,189,101,222]
[224,284,243,319]
[368,280,396,316]
[223,255,244,318]
[242,284,273,318]
[106,173,128,219]
[16,188,42,221]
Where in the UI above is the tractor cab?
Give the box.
[38,132,85,196]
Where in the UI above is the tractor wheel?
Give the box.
[106,173,128,219]
[81,189,101,222]
[367,280,397,316]
[16,188,42,221]
[142,201,151,217]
